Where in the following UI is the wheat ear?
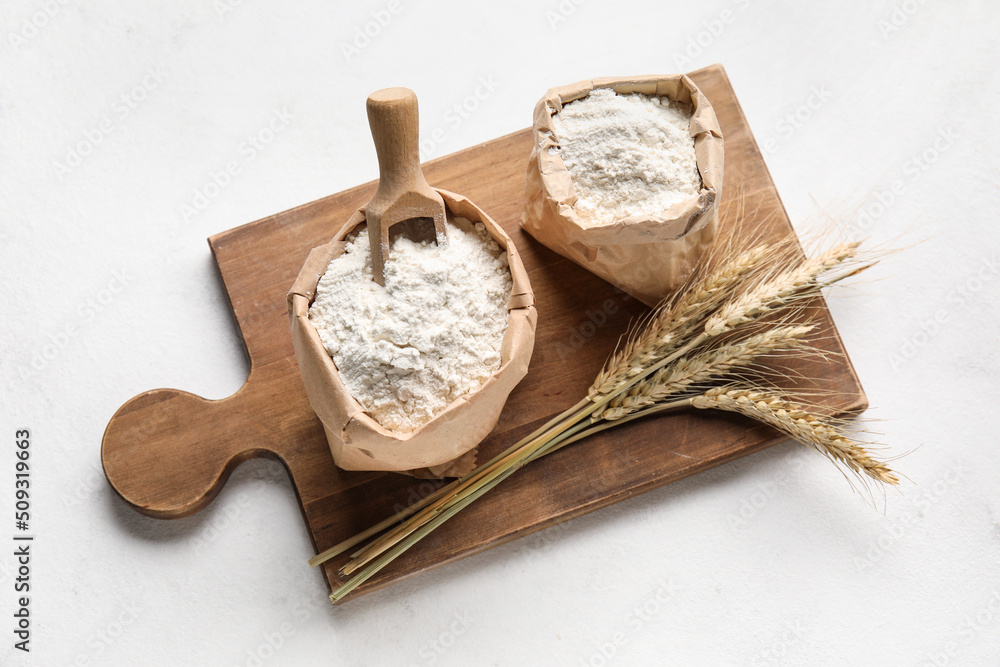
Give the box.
[601,325,815,420]
[704,241,862,336]
[691,386,898,485]
[592,239,867,399]
[589,241,781,398]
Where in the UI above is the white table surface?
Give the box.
[3,1,999,664]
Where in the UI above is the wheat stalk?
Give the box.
[312,230,899,603]
[692,386,898,485]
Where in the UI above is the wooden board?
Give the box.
[102,64,866,602]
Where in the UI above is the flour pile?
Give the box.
[550,87,701,225]
[308,217,512,432]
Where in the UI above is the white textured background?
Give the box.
[2,1,999,665]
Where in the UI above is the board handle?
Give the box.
[102,387,272,519]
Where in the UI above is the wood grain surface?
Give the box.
[101,64,866,603]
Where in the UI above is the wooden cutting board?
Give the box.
[102,64,866,602]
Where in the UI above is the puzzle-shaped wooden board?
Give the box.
[102,65,866,602]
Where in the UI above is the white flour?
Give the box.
[550,87,701,225]
[308,217,512,432]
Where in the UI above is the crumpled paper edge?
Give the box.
[521,74,724,306]
[288,189,537,478]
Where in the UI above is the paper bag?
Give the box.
[288,190,536,479]
[521,74,724,307]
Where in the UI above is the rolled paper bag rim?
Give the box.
[534,74,722,244]
[288,189,537,475]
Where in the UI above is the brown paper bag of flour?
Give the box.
[288,189,536,479]
[521,74,724,307]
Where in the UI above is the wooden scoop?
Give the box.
[365,87,448,285]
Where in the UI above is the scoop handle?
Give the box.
[364,87,447,285]
[366,87,429,207]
